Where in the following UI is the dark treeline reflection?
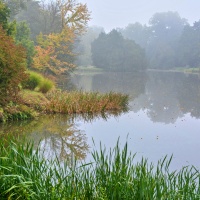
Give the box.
[135,72,200,124]
[72,72,147,98]
[72,72,200,124]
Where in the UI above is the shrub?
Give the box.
[23,71,54,93]
[38,78,54,93]
[23,71,43,90]
[0,26,27,106]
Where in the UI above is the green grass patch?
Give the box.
[23,71,43,90]
[23,71,55,93]
[0,139,200,199]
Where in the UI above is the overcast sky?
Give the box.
[79,0,200,32]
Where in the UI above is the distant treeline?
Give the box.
[77,11,200,71]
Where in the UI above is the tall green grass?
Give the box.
[23,71,55,93]
[0,139,200,199]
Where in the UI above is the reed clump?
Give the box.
[0,90,129,123]
[45,90,129,114]
[0,139,200,200]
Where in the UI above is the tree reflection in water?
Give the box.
[0,111,127,161]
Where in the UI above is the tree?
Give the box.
[91,29,146,71]
[0,25,27,105]
[15,21,35,68]
[33,29,76,75]
[4,0,27,19]
[119,22,151,49]
[75,26,104,67]
[146,11,188,69]
[0,0,16,35]
[32,0,90,75]
[177,21,200,68]
[0,1,35,68]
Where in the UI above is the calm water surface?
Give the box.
[1,71,200,169]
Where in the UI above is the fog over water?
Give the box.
[79,0,200,31]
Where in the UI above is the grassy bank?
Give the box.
[0,139,200,199]
[0,89,129,122]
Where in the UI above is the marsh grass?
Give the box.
[45,90,129,114]
[1,138,200,200]
[1,90,128,123]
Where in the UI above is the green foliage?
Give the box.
[0,25,27,106]
[75,26,104,67]
[0,139,200,199]
[23,71,54,93]
[119,12,194,69]
[38,78,54,93]
[91,29,146,71]
[15,0,43,40]
[147,12,188,69]
[4,0,27,19]
[23,71,43,90]
[0,103,37,122]
[177,21,200,68]
[0,0,16,36]
[15,21,35,67]
[120,22,150,49]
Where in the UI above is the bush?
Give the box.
[0,26,27,106]
[23,71,43,90]
[23,71,54,93]
[38,78,54,93]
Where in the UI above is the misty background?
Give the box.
[10,0,200,71]
[79,0,200,31]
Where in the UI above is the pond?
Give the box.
[1,71,200,170]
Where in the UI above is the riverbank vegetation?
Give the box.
[0,139,200,199]
[0,88,129,122]
[0,0,129,123]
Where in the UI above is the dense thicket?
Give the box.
[91,30,146,71]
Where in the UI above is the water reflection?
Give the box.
[72,71,200,124]
[0,115,89,161]
[72,72,147,98]
[1,71,200,169]
[0,112,126,161]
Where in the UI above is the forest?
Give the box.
[78,11,200,71]
[2,0,200,73]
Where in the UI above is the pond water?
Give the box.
[1,71,200,170]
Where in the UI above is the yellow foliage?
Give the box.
[33,0,90,75]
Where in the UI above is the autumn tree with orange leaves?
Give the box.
[0,26,27,105]
[33,0,90,75]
